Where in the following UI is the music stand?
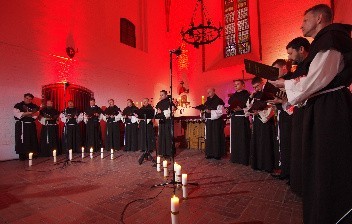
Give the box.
[137,108,156,165]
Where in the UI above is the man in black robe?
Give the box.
[269,37,310,194]
[13,93,40,160]
[122,99,139,151]
[270,4,352,223]
[203,88,225,160]
[137,98,155,152]
[155,90,175,157]
[60,100,83,153]
[228,80,251,165]
[38,100,59,157]
[84,98,103,152]
[269,59,293,180]
[103,99,122,151]
[248,77,275,172]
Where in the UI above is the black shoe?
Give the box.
[214,157,221,160]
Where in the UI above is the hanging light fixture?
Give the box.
[181,0,222,48]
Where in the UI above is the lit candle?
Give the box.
[171,195,180,224]
[163,160,168,168]
[175,165,182,185]
[173,162,178,171]
[28,152,33,167]
[90,147,93,159]
[82,147,85,158]
[182,174,188,186]
[110,149,114,160]
[69,149,73,160]
[53,149,57,157]
[157,156,161,172]
[182,185,188,199]
[101,148,104,159]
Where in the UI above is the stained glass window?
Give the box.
[224,0,251,57]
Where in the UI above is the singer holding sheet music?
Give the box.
[60,100,83,153]
[269,4,352,224]
[84,98,103,151]
[103,99,122,151]
[38,100,60,157]
[249,77,275,172]
[228,80,251,165]
[137,98,155,152]
[202,88,225,160]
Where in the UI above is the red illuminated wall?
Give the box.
[0,0,344,160]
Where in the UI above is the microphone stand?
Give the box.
[151,48,198,193]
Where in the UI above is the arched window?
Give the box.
[120,18,136,48]
[224,0,251,57]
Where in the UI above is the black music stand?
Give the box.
[137,108,156,165]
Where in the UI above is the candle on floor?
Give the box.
[90,147,93,159]
[182,185,188,199]
[175,165,182,185]
[164,167,168,177]
[163,160,168,168]
[171,195,179,224]
[28,152,33,167]
[110,149,114,160]
[52,149,57,157]
[173,162,178,171]
[101,148,104,159]
[69,149,73,161]
[182,174,188,186]
[157,156,161,172]
[82,147,85,158]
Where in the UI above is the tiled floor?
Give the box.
[0,149,302,224]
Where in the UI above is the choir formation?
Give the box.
[11,4,352,224]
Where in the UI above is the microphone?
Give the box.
[170,47,182,56]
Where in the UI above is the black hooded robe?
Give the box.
[204,94,226,159]
[228,90,251,165]
[39,107,60,157]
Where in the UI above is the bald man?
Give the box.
[203,88,225,160]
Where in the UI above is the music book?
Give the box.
[244,59,279,81]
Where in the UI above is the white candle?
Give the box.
[28,152,33,167]
[157,156,161,172]
[171,195,180,224]
[110,149,114,160]
[157,163,161,172]
[52,150,57,157]
[174,162,178,171]
[164,167,168,177]
[69,149,73,160]
[54,156,57,163]
[90,147,93,159]
[175,165,182,184]
[163,160,168,168]
[28,152,33,160]
[182,174,188,186]
[171,195,179,212]
[182,186,188,199]
[82,147,85,158]
[101,148,104,159]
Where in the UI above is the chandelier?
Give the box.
[181,0,222,48]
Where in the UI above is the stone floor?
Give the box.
[0,149,303,224]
